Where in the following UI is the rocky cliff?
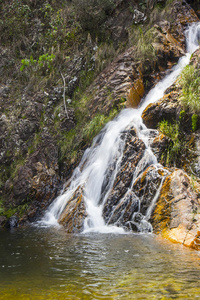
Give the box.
[0,0,200,250]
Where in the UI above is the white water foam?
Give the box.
[39,22,200,233]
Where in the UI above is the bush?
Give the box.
[72,0,115,34]
[179,65,200,113]
[192,113,198,132]
[20,53,55,74]
[129,26,156,62]
[158,120,183,166]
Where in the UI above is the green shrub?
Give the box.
[0,200,4,214]
[72,0,115,34]
[20,53,55,73]
[179,65,200,113]
[129,26,156,62]
[179,110,186,121]
[158,120,182,166]
[192,113,198,132]
[95,42,116,73]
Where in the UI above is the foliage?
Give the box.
[179,109,186,121]
[192,113,198,132]
[179,65,200,113]
[158,120,183,166]
[139,0,148,10]
[58,107,118,164]
[95,42,117,73]
[2,203,29,219]
[129,26,156,62]
[20,53,55,73]
[0,200,4,214]
[83,109,118,141]
[72,0,115,35]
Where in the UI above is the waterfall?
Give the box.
[39,22,200,233]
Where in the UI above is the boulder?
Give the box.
[132,164,170,218]
[104,161,170,230]
[103,126,146,223]
[142,91,180,129]
[126,78,144,108]
[150,133,170,163]
[152,169,200,250]
[58,186,87,233]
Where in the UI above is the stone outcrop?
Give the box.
[58,186,87,233]
[104,164,169,231]
[5,141,61,224]
[142,90,181,129]
[152,170,200,250]
[102,127,146,223]
[86,0,199,116]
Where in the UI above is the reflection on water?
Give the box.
[0,227,200,299]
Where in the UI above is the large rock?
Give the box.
[58,186,87,233]
[150,132,170,163]
[126,78,144,108]
[132,164,170,217]
[102,127,146,223]
[152,169,200,250]
[105,164,170,230]
[141,90,180,129]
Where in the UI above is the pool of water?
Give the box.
[0,226,200,299]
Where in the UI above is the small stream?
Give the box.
[0,227,200,300]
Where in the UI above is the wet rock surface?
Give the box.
[102,127,146,224]
[58,186,87,233]
[104,164,170,231]
[152,170,200,250]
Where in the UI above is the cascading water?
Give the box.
[40,22,200,233]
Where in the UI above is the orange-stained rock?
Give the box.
[58,186,87,233]
[190,231,200,251]
[126,78,144,108]
[152,169,200,249]
[141,90,180,129]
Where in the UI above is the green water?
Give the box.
[0,227,200,299]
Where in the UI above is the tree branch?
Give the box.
[60,70,69,119]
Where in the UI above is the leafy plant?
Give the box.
[158,120,182,166]
[72,0,115,35]
[192,113,198,132]
[129,26,156,62]
[179,110,186,122]
[95,42,116,73]
[0,200,4,214]
[139,0,147,10]
[20,53,55,73]
[179,65,200,113]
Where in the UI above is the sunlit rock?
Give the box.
[126,78,144,108]
[58,186,87,233]
[152,169,200,249]
[102,128,146,223]
[141,91,180,129]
